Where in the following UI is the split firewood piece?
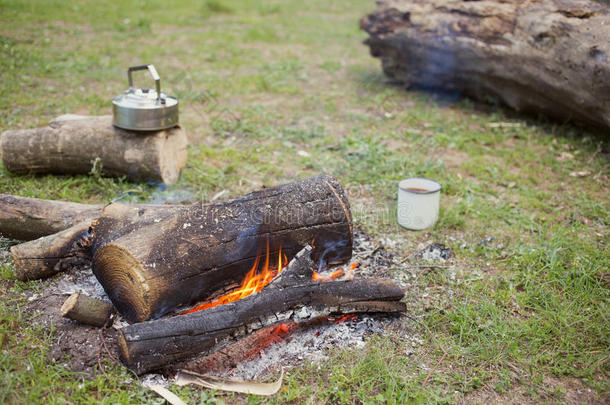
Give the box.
[60,292,114,327]
[10,222,91,281]
[91,174,353,323]
[0,194,104,241]
[360,0,610,130]
[0,114,188,184]
[118,277,405,374]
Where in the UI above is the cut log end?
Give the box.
[93,243,151,323]
[60,292,114,327]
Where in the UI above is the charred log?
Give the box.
[7,203,180,280]
[91,175,353,323]
[360,0,610,130]
[118,277,405,374]
[10,222,91,281]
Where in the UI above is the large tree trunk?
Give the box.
[0,194,104,241]
[90,175,353,323]
[1,114,188,184]
[360,0,610,130]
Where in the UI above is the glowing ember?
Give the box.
[181,239,288,314]
[330,314,357,324]
[245,322,298,360]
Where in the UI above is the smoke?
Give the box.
[316,239,350,272]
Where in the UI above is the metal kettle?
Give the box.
[112,64,179,131]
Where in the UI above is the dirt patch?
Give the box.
[26,294,118,376]
[460,375,608,405]
[439,148,470,170]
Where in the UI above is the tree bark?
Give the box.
[360,0,610,130]
[60,292,114,327]
[118,277,405,375]
[1,114,188,184]
[10,222,91,281]
[0,193,103,241]
[90,175,353,323]
[6,201,180,280]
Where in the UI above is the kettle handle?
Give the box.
[127,64,161,101]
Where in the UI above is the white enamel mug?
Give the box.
[397,178,441,230]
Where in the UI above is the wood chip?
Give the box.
[175,369,283,396]
[147,385,188,405]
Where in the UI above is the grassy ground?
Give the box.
[1,0,608,403]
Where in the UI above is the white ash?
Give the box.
[141,373,171,389]
[217,315,396,381]
[45,262,108,300]
[417,243,451,262]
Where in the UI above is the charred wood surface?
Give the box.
[91,175,353,323]
[10,222,91,281]
[0,114,188,184]
[360,0,610,130]
[119,278,405,374]
[5,200,180,280]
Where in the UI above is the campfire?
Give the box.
[1,175,406,379]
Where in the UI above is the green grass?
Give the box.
[1,0,609,403]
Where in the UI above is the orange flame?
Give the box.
[312,261,359,282]
[312,268,345,282]
[181,239,287,314]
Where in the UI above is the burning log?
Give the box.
[360,0,610,130]
[119,274,405,374]
[60,292,114,327]
[90,175,353,323]
[0,114,187,184]
[0,193,104,241]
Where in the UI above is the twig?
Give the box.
[422,351,447,387]
[99,328,118,364]
[97,344,107,379]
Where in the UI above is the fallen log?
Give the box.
[10,222,91,281]
[0,114,188,184]
[91,175,353,323]
[119,277,405,374]
[60,292,114,327]
[8,203,179,280]
[360,0,610,130]
[0,194,103,241]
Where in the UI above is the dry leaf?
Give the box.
[556,152,574,162]
[147,385,188,405]
[175,369,283,396]
[488,122,521,128]
[569,171,590,177]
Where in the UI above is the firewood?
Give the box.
[360,0,610,130]
[118,278,405,374]
[8,204,179,280]
[0,194,103,241]
[60,292,114,327]
[10,222,91,281]
[91,175,354,323]
[0,114,188,184]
